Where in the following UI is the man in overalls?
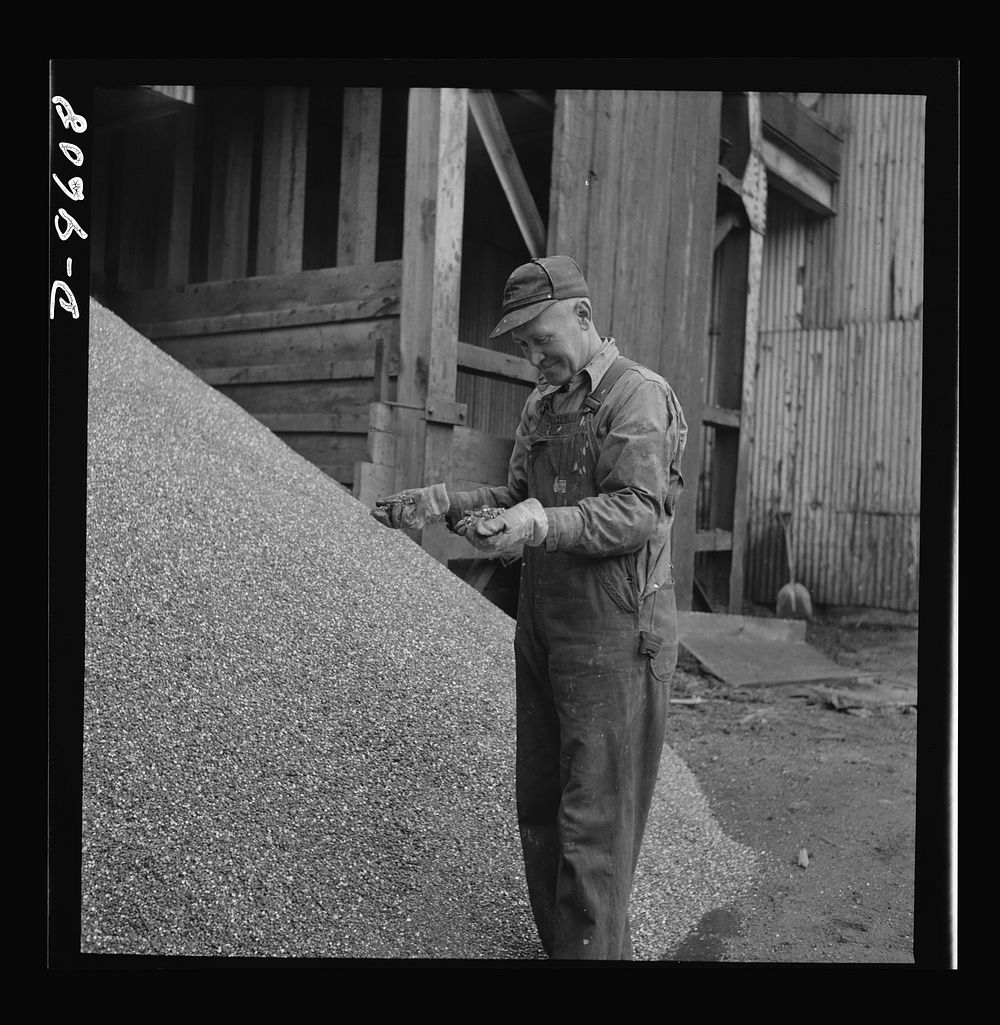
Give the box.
[372,256,687,959]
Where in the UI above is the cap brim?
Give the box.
[488,299,557,339]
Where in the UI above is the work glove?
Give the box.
[465,498,549,555]
[371,482,450,530]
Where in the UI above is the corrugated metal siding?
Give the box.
[758,192,810,332]
[746,320,922,610]
[794,93,927,328]
[743,94,925,611]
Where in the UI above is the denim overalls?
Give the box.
[514,357,678,960]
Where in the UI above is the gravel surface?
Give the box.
[82,298,761,959]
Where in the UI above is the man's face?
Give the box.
[512,300,592,388]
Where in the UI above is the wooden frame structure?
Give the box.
[91,83,843,614]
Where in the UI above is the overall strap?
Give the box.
[583,356,639,414]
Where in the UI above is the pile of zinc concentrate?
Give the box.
[82,299,760,959]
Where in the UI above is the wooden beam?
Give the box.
[547,90,598,255]
[424,89,468,559]
[207,88,255,281]
[314,463,357,486]
[399,91,439,408]
[147,85,195,105]
[760,92,842,179]
[167,107,195,286]
[425,89,467,419]
[117,260,402,324]
[195,358,377,386]
[457,341,538,384]
[703,403,742,429]
[138,295,400,340]
[728,92,767,614]
[399,88,469,565]
[256,410,370,434]
[468,89,546,258]
[512,90,554,113]
[695,529,734,552]
[762,137,836,216]
[398,88,467,412]
[93,85,194,133]
[280,432,366,474]
[151,116,175,290]
[651,90,722,613]
[256,87,309,276]
[717,164,743,198]
[714,210,742,251]
[154,318,398,372]
[364,401,396,468]
[353,459,396,507]
[714,224,751,411]
[338,88,382,266]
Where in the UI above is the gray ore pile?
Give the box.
[82,298,761,959]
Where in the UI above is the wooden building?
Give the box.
[88,80,921,614]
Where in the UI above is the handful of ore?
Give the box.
[454,506,504,536]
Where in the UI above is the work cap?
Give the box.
[488,255,590,338]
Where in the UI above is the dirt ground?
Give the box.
[662,606,932,965]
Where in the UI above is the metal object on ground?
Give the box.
[678,612,847,688]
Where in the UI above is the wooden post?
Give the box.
[547,89,597,257]
[338,88,382,266]
[116,128,142,292]
[547,90,721,612]
[354,400,398,506]
[397,87,468,563]
[468,89,546,258]
[728,92,767,613]
[207,88,255,281]
[256,87,309,277]
[166,106,196,286]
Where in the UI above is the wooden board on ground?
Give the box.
[677,611,855,687]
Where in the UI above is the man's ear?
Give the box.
[575,299,593,329]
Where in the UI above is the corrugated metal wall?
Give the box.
[739,93,925,611]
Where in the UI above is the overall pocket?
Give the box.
[646,583,678,683]
[595,551,640,615]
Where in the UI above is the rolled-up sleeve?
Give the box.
[545,375,687,557]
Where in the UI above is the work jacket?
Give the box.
[454,338,687,604]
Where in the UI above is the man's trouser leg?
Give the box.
[514,555,674,960]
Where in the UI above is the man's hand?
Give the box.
[371,483,450,530]
[466,498,549,554]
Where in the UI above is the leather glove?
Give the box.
[371,483,450,530]
[466,498,549,554]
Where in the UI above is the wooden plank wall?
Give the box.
[115,261,403,491]
[94,84,545,524]
[455,236,536,438]
[547,90,722,610]
[94,85,399,494]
